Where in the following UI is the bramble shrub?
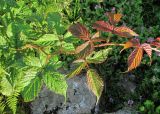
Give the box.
[0,0,74,113]
[0,0,160,114]
[67,10,160,102]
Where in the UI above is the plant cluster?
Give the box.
[67,10,160,104]
[0,0,73,113]
[0,0,160,114]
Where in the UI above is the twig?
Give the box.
[94,43,124,47]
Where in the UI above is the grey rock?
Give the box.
[31,75,96,114]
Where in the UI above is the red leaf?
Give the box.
[141,43,152,61]
[93,21,114,32]
[127,47,143,71]
[114,26,139,38]
[105,12,122,25]
[156,37,160,42]
[69,23,90,41]
[151,42,160,48]
[93,21,138,38]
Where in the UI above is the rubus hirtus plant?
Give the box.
[67,11,160,103]
[0,1,159,113]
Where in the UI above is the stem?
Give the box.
[94,43,124,47]
[151,48,160,53]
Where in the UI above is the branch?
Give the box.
[16,44,48,55]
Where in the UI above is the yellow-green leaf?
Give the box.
[87,69,104,103]
[86,48,112,64]
[43,72,68,101]
[66,63,86,78]
[21,77,42,102]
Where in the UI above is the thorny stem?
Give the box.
[94,43,124,47]
[16,44,49,55]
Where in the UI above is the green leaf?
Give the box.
[7,95,18,114]
[156,106,160,114]
[33,34,59,46]
[6,23,14,37]
[47,12,65,34]
[20,69,38,90]
[61,41,75,53]
[0,68,13,96]
[66,62,86,78]
[144,100,154,110]
[1,75,13,96]
[64,31,73,38]
[0,36,7,46]
[24,56,42,68]
[86,48,112,64]
[45,4,62,17]
[43,72,68,100]
[21,76,42,102]
[139,106,145,112]
[0,96,5,113]
[87,69,104,103]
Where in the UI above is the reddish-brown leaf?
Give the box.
[141,43,152,61]
[105,12,122,25]
[93,21,114,33]
[69,23,90,41]
[127,47,143,71]
[114,26,139,38]
[151,42,160,48]
[75,41,90,54]
[120,38,140,53]
[156,37,160,42]
[93,21,138,38]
